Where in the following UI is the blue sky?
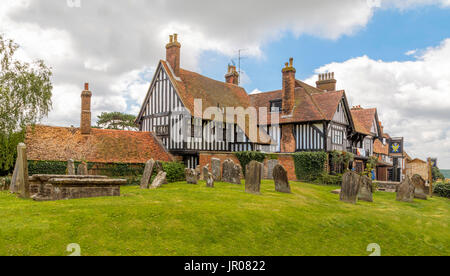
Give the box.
[199,5,450,93]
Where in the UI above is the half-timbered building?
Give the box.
[250,66,355,154]
[135,34,272,168]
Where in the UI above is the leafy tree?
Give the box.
[432,167,445,182]
[0,35,53,173]
[96,112,138,131]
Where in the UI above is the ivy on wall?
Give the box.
[234,151,267,176]
[293,152,327,182]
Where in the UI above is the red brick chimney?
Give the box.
[225,65,239,85]
[282,58,296,115]
[166,34,181,77]
[316,72,337,91]
[280,58,297,153]
[81,83,92,135]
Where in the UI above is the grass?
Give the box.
[0,180,449,256]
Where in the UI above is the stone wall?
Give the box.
[199,152,298,181]
[30,175,125,201]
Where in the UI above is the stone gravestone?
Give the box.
[195,166,202,181]
[0,178,6,191]
[140,159,155,189]
[9,158,19,193]
[203,165,210,181]
[155,161,164,173]
[67,159,75,175]
[411,174,428,200]
[273,164,291,193]
[150,171,167,189]
[340,171,361,204]
[266,159,279,179]
[211,158,221,181]
[185,168,198,184]
[206,172,214,188]
[77,162,88,176]
[396,176,415,203]
[12,143,30,198]
[222,159,241,185]
[358,175,373,202]
[245,161,263,194]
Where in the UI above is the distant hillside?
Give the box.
[441,169,450,179]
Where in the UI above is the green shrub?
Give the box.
[316,172,342,186]
[161,162,185,183]
[433,182,450,198]
[293,152,327,182]
[234,151,266,176]
[28,161,67,175]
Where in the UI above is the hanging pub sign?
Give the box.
[430,158,438,168]
[388,137,404,155]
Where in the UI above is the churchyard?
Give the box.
[0,145,449,256]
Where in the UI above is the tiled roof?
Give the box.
[350,107,377,135]
[250,80,348,125]
[25,125,174,163]
[161,60,272,145]
[374,139,388,155]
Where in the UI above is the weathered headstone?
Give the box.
[203,165,210,181]
[411,174,428,200]
[266,159,279,179]
[195,166,202,181]
[140,159,155,189]
[67,159,75,175]
[206,172,214,188]
[245,161,263,194]
[77,162,88,176]
[150,171,167,189]
[396,176,415,203]
[222,159,241,185]
[155,161,164,173]
[273,164,291,193]
[0,178,6,191]
[340,171,361,204]
[185,168,198,184]
[211,158,221,181]
[358,175,373,202]
[9,158,19,193]
[14,143,30,198]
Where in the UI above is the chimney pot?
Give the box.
[316,71,337,91]
[282,58,296,114]
[81,83,92,135]
[166,33,181,76]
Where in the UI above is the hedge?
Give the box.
[434,182,450,198]
[293,151,327,182]
[234,151,266,176]
[26,160,186,184]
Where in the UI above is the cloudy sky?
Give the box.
[1,0,449,168]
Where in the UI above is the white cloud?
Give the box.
[250,89,262,95]
[305,38,450,168]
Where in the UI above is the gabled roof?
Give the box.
[137,60,272,145]
[250,79,353,127]
[350,107,380,136]
[374,139,389,155]
[25,125,174,164]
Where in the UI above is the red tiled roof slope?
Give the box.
[161,60,272,145]
[26,125,174,163]
[250,80,346,125]
[350,108,377,135]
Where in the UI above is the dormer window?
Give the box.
[270,100,282,113]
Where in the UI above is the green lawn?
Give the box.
[0,181,448,256]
